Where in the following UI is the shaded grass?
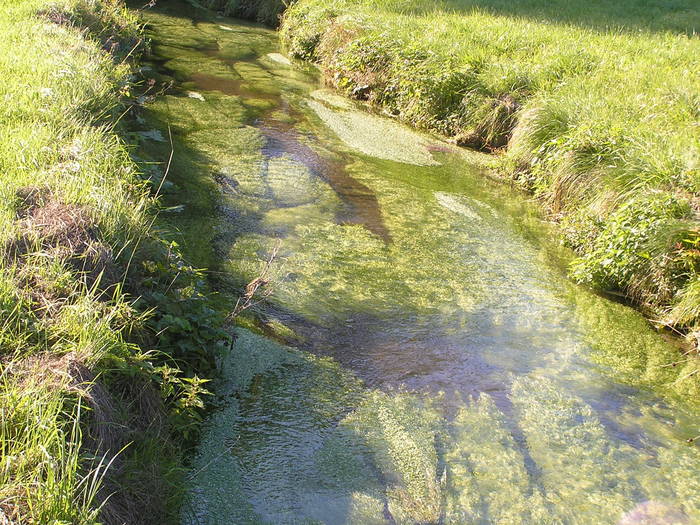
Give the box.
[280,0,700,336]
[197,0,287,26]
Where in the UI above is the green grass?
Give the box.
[0,0,226,522]
[280,0,700,336]
[196,0,287,25]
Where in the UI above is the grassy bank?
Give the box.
[280,0,700,339]
[0,0,227,522]
[196,0,286,26]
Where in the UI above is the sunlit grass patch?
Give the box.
[0,374,104,524]
[0,0,145,517]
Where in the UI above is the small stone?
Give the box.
[618,501,688,525]
[266,53,292,66]
[351,84,371,100]
[186,91,205,101]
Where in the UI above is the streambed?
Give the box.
[135,3,700,524]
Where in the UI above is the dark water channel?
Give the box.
[134,3,700,524]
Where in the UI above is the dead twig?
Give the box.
[227,240,281,321]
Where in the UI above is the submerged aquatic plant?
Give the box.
[280,0,700,333]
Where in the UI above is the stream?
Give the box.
[134,3,700,524]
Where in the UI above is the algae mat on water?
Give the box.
[136,4,700,524]
[183,329,441,525]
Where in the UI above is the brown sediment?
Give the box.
[189,71,282,103]
[189,71,244,96]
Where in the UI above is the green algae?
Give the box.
[310,89,356,110]
[168,56,235,80]
[221,154,501,325]
[340,392,443,524]
[144,12,218,50]
[135,5,700,523]
[265,52,292,66]
[151,43,204,61]
[188,126,264,157]
[657,446,700,521]
[266,156,327,206]
[307,93,441,166]
[512,376,660,524]
[184,329,387,524]
[225,216,482,324]
[182,330,314,525]
[567,288,700,399]
[444,395,551,524]
[147,93,249,133]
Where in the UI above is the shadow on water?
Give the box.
[135,9,390,270]
[258,120,392,243]
[286,304,549,487]
[189,71,282,103]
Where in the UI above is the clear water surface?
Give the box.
[134,4,700,524]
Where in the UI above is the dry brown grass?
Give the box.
[7,187,120,310]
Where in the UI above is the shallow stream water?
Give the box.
[135,4,700,524]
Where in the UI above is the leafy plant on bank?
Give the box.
[567,194,694,306]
